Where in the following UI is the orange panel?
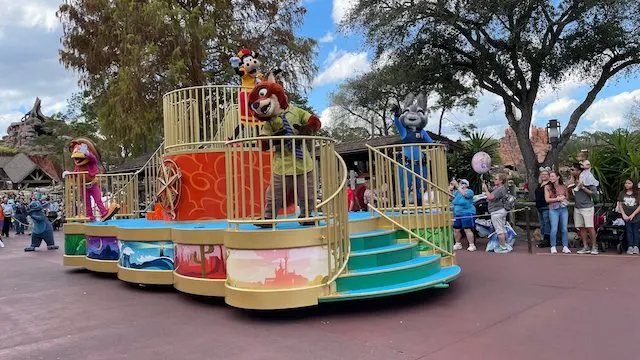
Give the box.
[238,91,264,125]
[165,151,295,221]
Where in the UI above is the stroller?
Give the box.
[596,208,626,253]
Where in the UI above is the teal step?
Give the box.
[321,265,461,302]
[336,255,441,292]
[348,242,418,270]
[349,230,397,251]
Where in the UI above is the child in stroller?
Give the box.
[596,207,627,253]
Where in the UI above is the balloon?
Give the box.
[471,152,492,174]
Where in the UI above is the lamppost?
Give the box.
[546,119,561,172]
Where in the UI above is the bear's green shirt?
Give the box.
[261,106,315,176]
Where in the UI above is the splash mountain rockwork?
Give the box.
[3,98,55,151]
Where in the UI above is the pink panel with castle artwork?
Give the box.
[225,246,329,290]
[174,244,226,279]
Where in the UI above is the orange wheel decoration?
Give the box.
[156,159,182,219]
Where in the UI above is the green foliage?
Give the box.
[329,59,477,138]
[588,130,640,202]
[447,129,501,193]
[58,0,317,156]
[64,234,86,256]
[341,0,640,186]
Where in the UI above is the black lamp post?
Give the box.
[546,119,561,171]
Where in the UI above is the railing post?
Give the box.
[525,207,532,254]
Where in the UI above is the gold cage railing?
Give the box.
[163,85,259,154]
[367,143,455,261]
[137,142,165,213]
[64,171,89,221]
[95,173,138,219]
[225,135,350,283]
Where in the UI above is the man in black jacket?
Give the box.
[535,168,551,247]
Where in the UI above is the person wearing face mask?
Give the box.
[535,168,552,247]
[450,179,476,251]
[545,171,571,254]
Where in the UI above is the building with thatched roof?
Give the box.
[0,153,60,189]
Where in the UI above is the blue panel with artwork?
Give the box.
[118,241,174,271]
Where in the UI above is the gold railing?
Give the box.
[64,171,89,221]
[225,135,350,283]
[163,85,258,154]
[367,143,454,259]
[138,142,165,213]
[96,173,138,218]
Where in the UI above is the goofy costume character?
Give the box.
[391,93,434,206]
[64,138,120,222]
[248,79,321,228]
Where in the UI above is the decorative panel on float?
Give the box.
[174,244,226,279]
[118,241,175,271]
[226,246,329,290]
[86,236,119,261]
[165,150,271,221]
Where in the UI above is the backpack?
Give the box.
[503,193,517,211]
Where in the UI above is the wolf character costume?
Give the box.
[391,93,434,206]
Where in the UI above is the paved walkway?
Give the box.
[1,233,639,360]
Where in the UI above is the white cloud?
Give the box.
[332,0,357,24]
[318,32,335,43]
[541,97,578,117]
[0,1,60,32]
[584,89,640,130]
[313,47,370,86]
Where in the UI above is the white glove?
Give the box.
[230,56,241,68]
[62,171,70,178]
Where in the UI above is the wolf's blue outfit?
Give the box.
[24,201,57,251]
[393,116,434,205]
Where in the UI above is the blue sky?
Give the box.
[0,0,639,141]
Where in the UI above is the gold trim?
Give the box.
[63,255,86,267]
[85,225,118,237]
[172,228,225,245]
[440,256,456,267]
[116,227,172,241]
[164,148,226,156]
[348,217,380,234]
[224,284,322,310]
[224,227,326,249]
[85,258,118,273]
[63,223,86,235]
[389,214,450,229]
[118,266,174,285]
[173,273,226,296]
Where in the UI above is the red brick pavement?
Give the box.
[1,233,639,360]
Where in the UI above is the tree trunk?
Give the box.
[438,107,445,136]
[510,111,540,200]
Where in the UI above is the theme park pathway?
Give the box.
[1,233,639,360]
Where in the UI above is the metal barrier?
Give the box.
[225,135,350,283]
[367,143,455,261]
[163,85,258,154]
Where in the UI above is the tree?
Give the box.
[329,60,475,138]
[57,0,316,156]
[627,99,640,131]
[342,0,640,188]
[448,125,501,192]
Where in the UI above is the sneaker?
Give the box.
[24,247,35,252]
[494,245,511,254]
[634,246,639,255]
[453,243,463,250]
[577,247,591,254]
[590,247,599,255]
[0,239,4,248]
[627,246,634,255]
[550,247,557,254]
[562,246,571,254]
[467,244,477,252]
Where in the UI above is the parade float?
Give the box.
[62,51,460,310]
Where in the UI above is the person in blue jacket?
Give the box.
[390,93,434,206]
[450,179,477,251]
[24,200,58,252]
